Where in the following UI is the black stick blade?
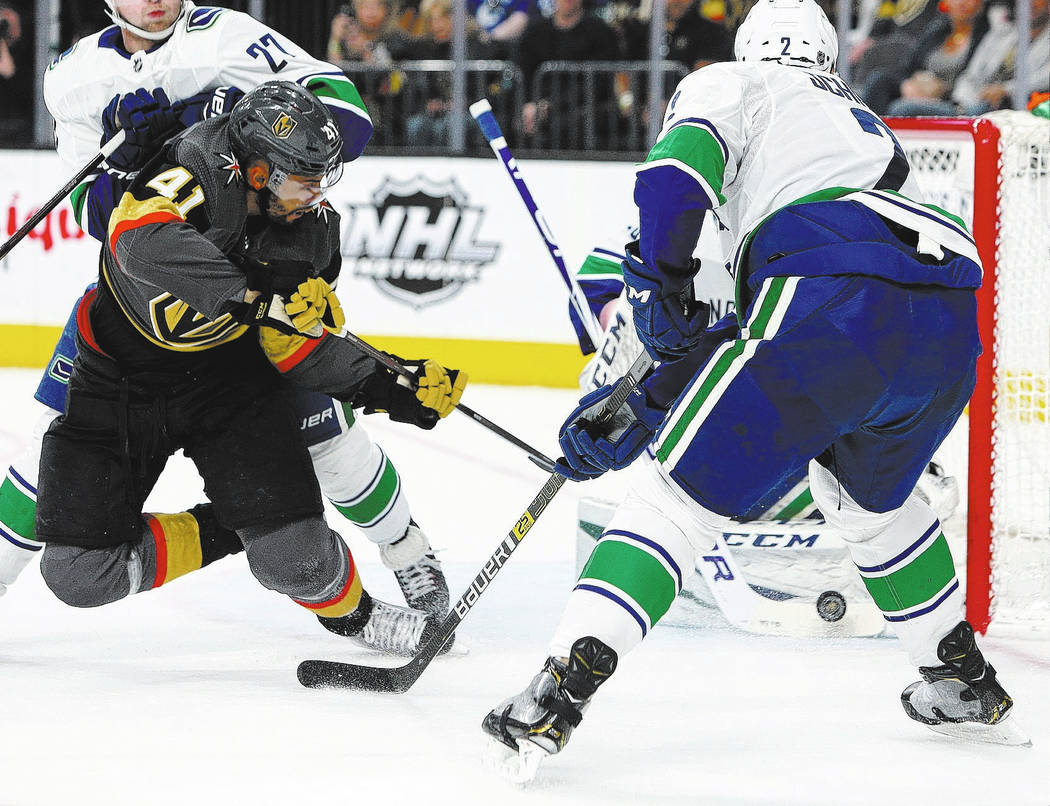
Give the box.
[296,659,413,693]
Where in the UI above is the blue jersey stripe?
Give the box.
[576,583,648,636]
[855,520,939,573]
[883,580,960,622]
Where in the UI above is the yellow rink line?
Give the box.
[0,325,588,389]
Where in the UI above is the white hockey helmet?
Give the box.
[734,0,839,73]
[105,0,188,42]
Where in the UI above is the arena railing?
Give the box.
[336,60,524,155]
[335,60,690,159]
[527,61,690,157]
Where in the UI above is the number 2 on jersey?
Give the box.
[851,107,909,191]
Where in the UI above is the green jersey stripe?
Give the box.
[656,277,797,467]
[578,253,623,277]
[334,457,399,525]
[858,533,958,613]
[579,540,678,626]
[305,75,371,119]
[0,476,36,540]
[643,124,727,203]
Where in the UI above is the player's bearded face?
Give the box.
[113,0,182,33]
[263,174,326,225]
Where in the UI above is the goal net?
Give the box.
[888,112,1050,635]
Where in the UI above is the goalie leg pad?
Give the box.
[809,460,963,666]
[552,461,724,658]
[303,400,411,546]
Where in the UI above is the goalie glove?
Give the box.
[555,381,666,481]
[355,359,468,430]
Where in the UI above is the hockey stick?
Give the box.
[297,350,656,692]
[469,99,603,351]
[0,131,125,262]
[336,328,557,474]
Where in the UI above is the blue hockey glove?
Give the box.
[101,88,185,173]
[622,242,705,362]
[555,383,667,481]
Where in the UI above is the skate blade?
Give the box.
[482,737,549,784]
[924,713,1032,747]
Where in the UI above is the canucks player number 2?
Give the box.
[246,33,293,73]
[851,107,909,191]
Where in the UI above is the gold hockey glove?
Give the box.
[285,277,344,335]
[413,359,467,418]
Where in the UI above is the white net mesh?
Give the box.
[894,112,1050,631]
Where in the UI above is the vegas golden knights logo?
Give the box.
[272,113,298,139]
[148,294,247,351]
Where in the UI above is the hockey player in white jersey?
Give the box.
[0,0,448,618]
[483,0,1025,779]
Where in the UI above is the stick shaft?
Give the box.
[0,132,125,263]
[469,99,603,349]
[337,328,557,473]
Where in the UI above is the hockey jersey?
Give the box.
[634,62,982,296]
[97,115,375,399]
[44,2,371,239]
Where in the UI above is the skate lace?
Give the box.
[360,603,428,654]
[394,554,442,601]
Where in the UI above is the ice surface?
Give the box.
[0,370,1047,806]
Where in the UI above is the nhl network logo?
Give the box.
[342,176,499,308]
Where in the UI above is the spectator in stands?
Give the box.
[861,0,990,115]
[469,0,530,55]
[517,0,620,140]
[949,0,1049,114]
[620,0,732,70]
[327,0,408,65]
[0,1,31,143]
[404,0,485,145]
[850,0,945,87]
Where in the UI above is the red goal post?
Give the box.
[886,113,1050,635]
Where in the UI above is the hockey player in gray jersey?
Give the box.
[0,0,449,618]
[33,82,464,657]
[483,0,1025,780]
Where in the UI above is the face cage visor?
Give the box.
[267,160,344,212]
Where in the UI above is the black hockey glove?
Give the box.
[101,88,186,173]
[355,359,468,430]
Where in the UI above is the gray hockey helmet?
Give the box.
[229,81,344,202]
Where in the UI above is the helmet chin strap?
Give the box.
[105,1,187,42]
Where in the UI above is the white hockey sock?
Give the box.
[0,410,58,591]
[809,460,964,666]
[308,411,410,546]
[551,462,726,659]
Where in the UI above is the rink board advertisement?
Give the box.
[0,150,638,385]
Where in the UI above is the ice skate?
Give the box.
[319,593,452,658]
[380,521,449,616]
[482,636,617,783]
[901,621,1030,747]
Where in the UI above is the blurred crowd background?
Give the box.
[0,0,1047,157]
